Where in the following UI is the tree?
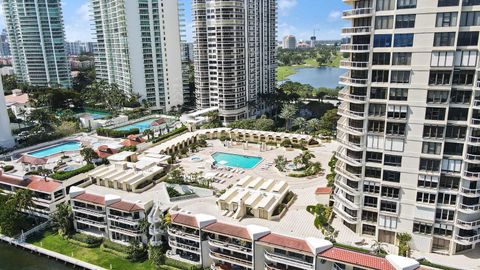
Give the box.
[280,104,298,131]
[14,189,34,214]
[293,117,307,133]
[318,108,339,137]
[126,239,147,262]
[306,118,321,134]
[274,155,288,172]
[0,193,23,236]
[27,109,59,131]
[371,240,388,255]
[299,150,315,168]
[143,129,154,141]
[83,80,129,113]
[254,115,275,131]
[51,203,74,237]
[2,75,18,92]
[80,147,99,164]
[167,168,185,184]
[397,232,412,256]
[316,91,326,102]
[149,245,165,268]
[58,109,77,122]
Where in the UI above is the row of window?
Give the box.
[373,32,480,48]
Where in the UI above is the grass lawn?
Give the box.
[328,52,342,67]
[29,231,155,270]
[277,65,297,81]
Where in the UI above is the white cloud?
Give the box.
[65,2,93,41]
[278,0,298,15]
[328,10,341,21]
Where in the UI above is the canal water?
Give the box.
[281,66,345,88]
[0,242,73,270]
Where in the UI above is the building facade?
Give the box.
[163,211,421,270]
[66,41,96,56]
[335,0,480,255]
[0,76,14,148]
[91,0,186,112]
[0,29,11,57]
[283,35,297,49]
[2,0,71,88]
[192,0,277,124]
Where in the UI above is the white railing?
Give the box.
[342,26,371,35]
[342,7,373,18]
[340,44,370,52]
[464,170,480,178]
[264,250,314,270]
[455,234,480,243]
[459,203,480,211]
[340,60,369,69]
[208,237,252,253]
[168,228,201,241]
[461,187,480,195]
[339,75,368,86]
[466,153,480,162]
[338,92,367,102]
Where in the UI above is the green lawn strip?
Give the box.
[29,232,155,270]
[327,52,342,67]
[277,66,297,81]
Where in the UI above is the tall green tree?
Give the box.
[27,109,59,131]
[80,147,99,164]
[51,203,74,237]
[280,104,298,131]
[318,108,339,137]
[83,80,129,113]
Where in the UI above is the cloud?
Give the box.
[65,1,93,41]
[328,10,341,21]
[278,0,298,15]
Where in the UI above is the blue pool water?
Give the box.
[212,152,263,169]
[114,119,156,132]
[75,109,111,120]
[28,141,82,158]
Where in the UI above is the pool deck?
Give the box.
[177,139,337,239]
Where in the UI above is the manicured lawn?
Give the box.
[29,231,155,270]
[277,66,297,81]
[328,52,342,67]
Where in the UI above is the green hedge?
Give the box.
[97,127,140,138]
[164,257,200,270]
[2,165,14,172]
[419,260,459,270]
[152,126,188,144]
[50,163,95,181]
[69,233,103,247]
[102,239,129,254]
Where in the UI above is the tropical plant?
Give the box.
[149,245,165,268]
[80,147,99,164]
[27,109,59,131]
[126,239,147,262]
[279,104,298,131]
[143,129,154,141]
[396,232,412,256]
[83,80,129,113]
[51,203,74,237]
[14,189,34,213]
[318,108,339,137]
[293,117,308,133]
[274,155,288,172]
[371,240,388,255]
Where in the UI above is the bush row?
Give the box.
[50,163,95,181]
[152,126,188,144]
[164,257,200,270]
[96,128,140,138]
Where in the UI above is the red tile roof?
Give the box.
[171,213,198,228]
[259,233,312,254]
[109,201,143,212]
[204,222,251,240]
[95,145,119,159]
[72,193,105,205]
[19,155,48,165]
[315,187,332,195]
[318,247,395,270]
[0,173,61,193]
[5,92,29,105]
[121,136,145,147]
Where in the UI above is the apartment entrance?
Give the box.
[378,229,395,244]
[432,237,450,254]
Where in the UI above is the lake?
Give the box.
[281,67,345,88]
[0,242,73,270]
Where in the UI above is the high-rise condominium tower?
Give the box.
[193,0,277,124]
[336,0,480,255]
[91,0,186,112]
[283,35,297,49]
[0,76,14,148]
[3,0,71,88]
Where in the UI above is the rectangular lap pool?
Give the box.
[114,119,156,133]
[212,152,263,169]
[28,141,82,158]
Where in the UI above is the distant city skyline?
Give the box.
[0,0,348,43]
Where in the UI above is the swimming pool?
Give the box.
[114,119,156,132]
[27,141,82,158]
[75,109,111,120]
[212,152,263,169]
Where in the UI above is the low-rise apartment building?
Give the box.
[165,211,422,270]
[0,171,76,218]
[69,187,152,245]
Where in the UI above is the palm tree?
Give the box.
[293,117,307,133]
[396,232,412,256]
[80,147,99,164]
[13,189,34,216]
[51,203,74,237]
[143,129,154,141]
[371,240,388,255]
[279,104,298,131]
[300,150,316,167]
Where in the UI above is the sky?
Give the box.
[0,0,348,42]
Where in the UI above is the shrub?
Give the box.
[2,165,14,172]
[288,172,307,178]
[164,257,200,270]
[50,163,95,181]
[282,191,295,204]
[70,233,103,247]
[273,203,287,216]
[120,145,137,152]
[419,260,459,270]
[152,126,188,143]
[102,239,129,254]
[96,128,140,138]
[280,139,292,147]
[167,186,182,198]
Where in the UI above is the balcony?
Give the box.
[336,147,363,167]
[464,170,480,180]
[335,175,360,195]
[338,88,367,104]
[339,74,368,87]
[75,217,107,228]
[342,8,373,19]
[471,116,480,127]
[168,228,201,242]
[108,214,141,225]
[209,250,253,269]
[333,192,359,210]
[264,251,314,270]
[341,26,371,36]
[208,238,252,254]
[456,218,480,229]
[454,233,480,244]
[465,153,480,163]
[333,205,358,223]
[338,104,366,120]
[473,99,480,109]
[337,119,365,137]
[340,60,369,70]
[461,187,480,197]
[109,225,142,237]
[340,44,370,53]
[335,163,362,181]
[458,203,480,212]
[72,206,105,217]
[169,238,201,254]
[468,134,480,145]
